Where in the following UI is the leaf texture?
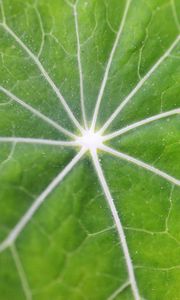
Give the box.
[0,0,180,299]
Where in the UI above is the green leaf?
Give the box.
[0,0,179,299]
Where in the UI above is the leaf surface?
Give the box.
[0,0,179,299]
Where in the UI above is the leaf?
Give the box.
[0,0,179,299]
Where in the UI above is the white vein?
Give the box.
[99,35,180,134]
[34,4,45,58]
[105,1,117,34]
[91,0,131,131]
[48,32,74,57]
[103,108,180,141]
[171,0,180,31]
[0,86,77,139]
[0,0,5,23]
[107,281,130,300]
[80,11,98,47]
[10,244,32,300]
[137,12,153,81]
[91,149,141,300]
[0,8,84,134]
[88,225,115,237]
[165,185,174,232]
[0,99,12,106]
[65,0,74,8]
[0,148,86,253]
[73,3,88,129]
[101,145,180,186]
[0,137,79,146]
[124,227,180,247]
[0,141,15,169]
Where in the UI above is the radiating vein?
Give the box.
[0,137,79,146]
[0,148,86,253]
[91,149,140,300]
[0,15,84,133]
[101,145,180,186]
[91,0,131,131]
[103,108,180,141]
[10,244,32,300]
[99,35,180,134]
[0,86,77,139]
[73,3,88,129]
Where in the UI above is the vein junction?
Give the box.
[0,1,180,299]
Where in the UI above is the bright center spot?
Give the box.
[77,130,103,150]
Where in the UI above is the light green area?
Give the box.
[0,0,179,299]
